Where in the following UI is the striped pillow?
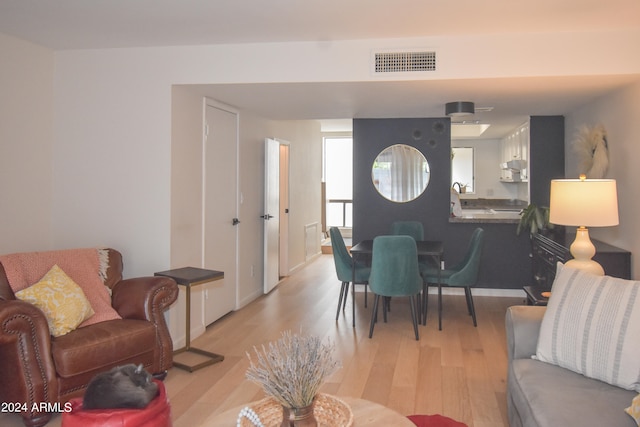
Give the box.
[536,263,640,392]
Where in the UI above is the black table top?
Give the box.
[350,239,443,256]
[154,267,224,286]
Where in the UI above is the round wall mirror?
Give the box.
[372,144,431,203]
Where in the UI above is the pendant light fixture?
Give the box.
[445,101,475,117]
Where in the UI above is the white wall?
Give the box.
[565,80,640,279]
[23,29,640,277]
[2,28,639,321]
[170,86,205,269]
[269,120,323,270]
[233,116,323,295]
[169,87,322,302]
[169,85,322,344]
[0,33,54,254]
[52,49,173,277]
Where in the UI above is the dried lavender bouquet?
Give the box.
[246,331,339,409]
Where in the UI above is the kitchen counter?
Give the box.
[451,198,525,223]
[449,208,521,224]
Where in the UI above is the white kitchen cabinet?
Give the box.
[500,121,529,182]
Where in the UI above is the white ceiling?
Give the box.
[191,75,640,137]
[2,0,640,138]
[2,0,639,50]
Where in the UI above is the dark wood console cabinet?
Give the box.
[531,232,631,289]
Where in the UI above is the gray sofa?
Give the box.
[506,305,637,427]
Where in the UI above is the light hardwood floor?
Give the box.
[1,254,524,427]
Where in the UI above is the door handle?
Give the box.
[232,218,241,225]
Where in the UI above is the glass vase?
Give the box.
[281,401,317,427]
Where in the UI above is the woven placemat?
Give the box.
[239,393,353,427]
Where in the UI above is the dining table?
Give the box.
[350,239,444,329]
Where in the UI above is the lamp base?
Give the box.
[566,227,604,276]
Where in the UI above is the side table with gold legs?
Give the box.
[154,267,225,372]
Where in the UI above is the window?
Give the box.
[323,137,353,227]
[451,147,474,193]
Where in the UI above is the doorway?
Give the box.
[263,138,290,294]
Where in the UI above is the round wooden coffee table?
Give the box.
[204,396,415,426]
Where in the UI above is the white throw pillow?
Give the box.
[536,263,640,392]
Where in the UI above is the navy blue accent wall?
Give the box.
[353,118,451,242]
[353,117,533,290]
[529,116,565,207]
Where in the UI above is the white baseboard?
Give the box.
[234,252,324,312]
[237,288,263,310]
[289,252,322,275]
[461,287,525,298]
[172,324,206,350]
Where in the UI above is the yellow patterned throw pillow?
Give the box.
[627,394,640,425]
[15,264,95,337]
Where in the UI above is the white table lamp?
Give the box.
[549,175,619,276]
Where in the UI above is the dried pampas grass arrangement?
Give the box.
[245,331,339,409]
[573,124,609,179]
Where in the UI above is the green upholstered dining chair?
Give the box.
[391,221,434,323]
[390,221,424,241]
[368,235,423,340]
[422,227,484,330]
[329,227,371,326]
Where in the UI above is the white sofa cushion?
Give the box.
[536,263,640,392]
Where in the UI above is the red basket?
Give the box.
[61,379,171,427]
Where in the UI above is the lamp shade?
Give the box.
[549,178,619,227]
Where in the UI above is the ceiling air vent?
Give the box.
[374,50,436,73]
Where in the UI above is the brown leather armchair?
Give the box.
[0,249,178,427]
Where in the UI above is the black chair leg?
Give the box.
[464,286,472,316]
[466,287,477,327]
[352,280,358,328]
[438,283,443,330]
[421,282,429,325]
[336,282,347,320]
[364,284,368,308]
[410,295,419,341]
[369,295,381,338]
[343,282,350,311]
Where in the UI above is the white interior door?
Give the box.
[203,102,238,325]
[263,138,280,293]
[279,144,290,276]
